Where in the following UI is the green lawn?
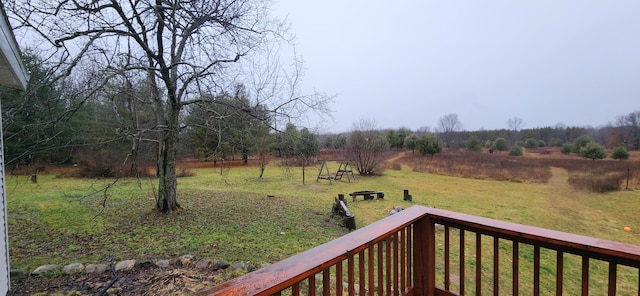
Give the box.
[7,162,640,289]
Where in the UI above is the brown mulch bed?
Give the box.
[9,267,223,295]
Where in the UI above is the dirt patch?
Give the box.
[9,267,222,295]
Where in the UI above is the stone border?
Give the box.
[10,254,247,279]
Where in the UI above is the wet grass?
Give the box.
[7,157,640,293]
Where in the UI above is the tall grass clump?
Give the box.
[568,172,626,192]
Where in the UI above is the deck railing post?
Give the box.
[413,215,435,296]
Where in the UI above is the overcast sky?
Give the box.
[273,1,640,133]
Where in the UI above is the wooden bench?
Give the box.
[349,190,384,202]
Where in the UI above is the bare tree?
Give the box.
[437,113,463,148]
[347,119,389,175]
[507,117,525,144]
[617,111,640,150]
[9,0,331,212]
[507,117,525,131]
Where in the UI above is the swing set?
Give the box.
[317,160,356,184]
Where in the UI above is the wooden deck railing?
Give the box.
[198,205,640,296]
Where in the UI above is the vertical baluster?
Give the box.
[368,244,374,296]
[401,227,406,293]
[272,292,282,296]
[445,226,450,290]
[386,236,392,295]
[323,268,330,296]
[608,262,616,296]
[533,246,540,296]
[637,268,640,296]
[394,231,399,296]
[476,232,481,295]
[556,251,563,296]
[493,236,499,296]
[292,283,300,296]
[581,256,589,296]
[377,241,383,296]
[348,253,355,296]
[460,229,465,295]
[308,273,316,296]
[337,261,343,296]
[407,224,413,289]
[513,241,519,296]
[359,251,365,296]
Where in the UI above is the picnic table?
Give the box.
[349,190,384,202]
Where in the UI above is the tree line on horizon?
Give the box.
[3,56,636,179]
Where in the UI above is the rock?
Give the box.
[114,260,136,271]
[62,263,84,274]
[179,255,195,266]
[155,259,170,268]
[195,258,212,269]
[231,261,245,271]
[136,259,154,269]
[213,259,230,270]
[31,264,59,275]
[343,282,361,295]
[85,264,109,274]
[106,287,123,295]
[389,206,405,216]
[10,269,27,279]
[247,263,261,272]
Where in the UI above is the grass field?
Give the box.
[7,152,640,292]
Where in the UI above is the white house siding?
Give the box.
[0,2,29,293]
[0,108,6,296]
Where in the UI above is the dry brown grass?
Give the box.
[398,150,552,183]
[391,148,640,190]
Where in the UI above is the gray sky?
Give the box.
[274,1,640,133]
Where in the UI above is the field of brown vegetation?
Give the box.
[11,147,640,193]
[394,147,640,191]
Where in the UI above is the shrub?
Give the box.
[509,146,523,156]
[561,143,572,154]
[611,144,630,160]
[404,134,419,152]
[548,138,564,147]
[524,138,539,149]
[465,135,482,152]
[417,134,443,157]
[579,142,606,160]
[572,135,593,153]
[538,140,546,147]
[493,137,508,151]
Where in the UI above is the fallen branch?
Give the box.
[97,257,119,296]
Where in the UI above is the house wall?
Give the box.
[0,108,7,295]
[0,3,29,293]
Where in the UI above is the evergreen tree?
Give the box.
[579,142,607,160]
[418,134,443,157]
[611,144,630,160]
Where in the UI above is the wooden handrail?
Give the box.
[198,205,640,295]
[425,207,640,267]
[197,206,430,296]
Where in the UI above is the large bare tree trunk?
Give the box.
[156,128,179,212]
[9,0,332,213]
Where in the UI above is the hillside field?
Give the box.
[6,148,640,294]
